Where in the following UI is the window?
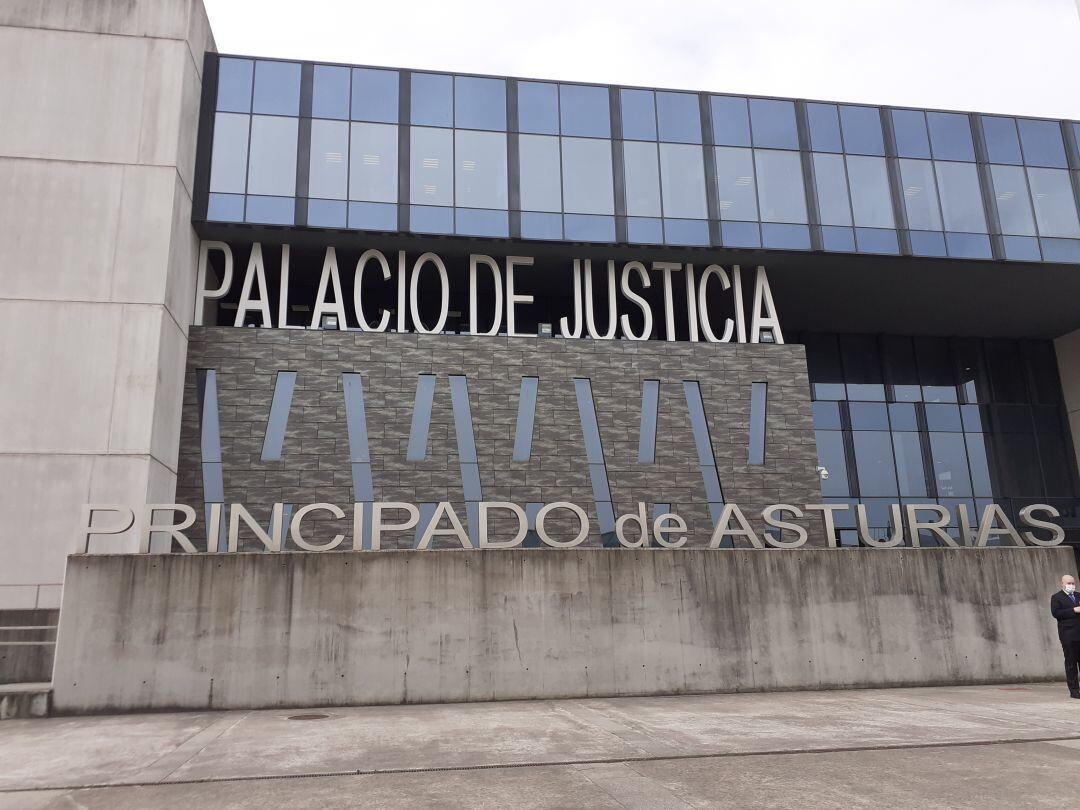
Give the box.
[411,73,453,127]
[623,141,661,217]
[312,65,350,120]
[455,130,507,209]
[247,115,297,196]
[853,431,898,496]
[749,98,798,149]
[209,113,249,194]
[518,135,562,212]
[891,109,931,159]
[559,84,610,138]
[518,82,559,135]
[351,68,399,123]
[217,58,253,113]
[839,105,884,156]
[455,76,506,131]
[659,144,707,218]
[935,161,986,232]
[989,165,1036,235]
[1028,168,1080,237]
[1018,119,1067,168]
[656,92,701,143]
[899,159,941,230]
[754,150,807,223]
[812,153,852,226]
[806,103,842,152]
[713,147,758,221]
[620,89,656,140]
[349,123,398,203]
[845,156,895,228]
[927,112,975,161]
[409,127,453,206]
[252,60,300,116]
[561,137,614,214]
[981,116,1022,164]
[308,120,348,200]
[710,96,751,146]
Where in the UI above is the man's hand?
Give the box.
[1072,606,1080,614]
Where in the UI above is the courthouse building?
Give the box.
[3,1,1080,702]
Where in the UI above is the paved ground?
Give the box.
[1,683,1078,808]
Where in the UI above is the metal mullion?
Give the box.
[700,93,721,245]
[610,86,627,242]
[795,101,822,250]
[397,71,411,231]
[192,53,220,221]
[296,63,313,227]
[243,59,256,222]
[507,78,521,237]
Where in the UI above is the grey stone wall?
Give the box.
[176,328,824,547]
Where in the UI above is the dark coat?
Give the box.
[1050,590,1080,643]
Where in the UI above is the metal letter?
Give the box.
[761,504,808,548]
[230,503,286,552]
[371,502,420,550]
[709,504,764,549]
[194,240,233,326]
[506,256,535,337]
[290,503,346,551]
[353,249,392,332]
[615,503,650,548]
[310,247,348,329]
[478,502,528,548]
[905,504,958,548]
[76,504,135,554]
[138,504,197,554]
[619,261,653,340]
[416,502,474,549]
[234,242,273,327]
[653,513,688,548]
[469,255,503,336]
[535,502,590,548]
[1019,504,1065,546]
[409,252,449,334]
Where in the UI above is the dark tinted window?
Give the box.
[620,89,656,140]
[980,116,1023,164]
[656,92,701,143]
[517,82,560,135]
[839,105,884,156]
[891,109,930,158]
[749,98,798,149]
[806,103,842,152]
[411,73,453,127]
[710,95,751,146]
[1018,118,1067,167]
[560,84,610,138]
[927,112,975,161]
[455,76,506,131]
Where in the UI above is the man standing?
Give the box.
[1050,574,1080,698]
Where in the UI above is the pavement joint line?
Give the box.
[2,733,1080,794]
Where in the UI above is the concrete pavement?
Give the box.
[2,683,1079,807]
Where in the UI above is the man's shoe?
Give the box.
[1070,692,1080,698]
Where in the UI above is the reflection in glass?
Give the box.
[710,96,751,146]
[853,431,899,496]
[838,105,884,156]
[893,432,928,496]
[846,156,895,228]
[247,115,298,196]
[455,130,507,209]
[559,84,610,138]
[210,112,249,194]
[1027,168,1080,237]
[935,161,986,232]
[926,112,975,161]
[411,73,453,127]
[1018,118,1067,168]
[454,76,506,131]
[749,98,798,149]
[891,109,930,159]
[308,119,348,200]
[806,104,842,152]
[812,153,852,226]
[518,135,562,212]
[349,123,398,203]
[656,92,701,144]
[620,89,656,140]
[659,144,707,219]
[217,58,253,113]
[252,60,301,116]
[713,147,758,221]
[351,68,399,124]
[410,127,453,206]
[980,116,1022,164]
[517,82,559,135]
[755,150,807,223]
[899,159,941,230]
[990,165,1036,235]
[929,433,972,497]
[312,65,350,120]
[561,138,614,214]
[623,141,661,217]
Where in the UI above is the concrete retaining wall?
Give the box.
[53,547,1071,713]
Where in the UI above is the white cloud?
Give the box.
[204,0,1080,118]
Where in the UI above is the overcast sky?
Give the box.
[204,0,1080,119]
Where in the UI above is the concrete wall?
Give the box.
[175,329,823,547]
[0,1,214,607]
[52,547,1072,713]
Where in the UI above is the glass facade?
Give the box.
[804,333,1078,545]
[200,56,1080,263]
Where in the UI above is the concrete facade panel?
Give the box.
[50,547,1072,712]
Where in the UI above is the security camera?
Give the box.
[816,466,830,481]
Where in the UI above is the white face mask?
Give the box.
[1066,584,1076,594]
